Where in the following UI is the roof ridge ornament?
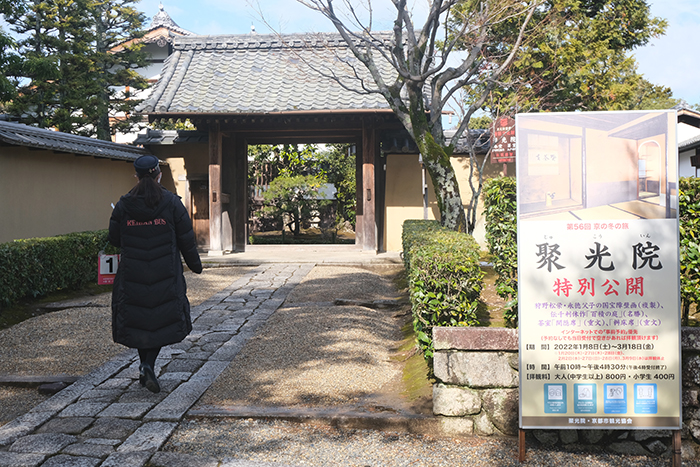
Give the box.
[149,3,193,36]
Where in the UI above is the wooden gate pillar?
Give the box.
[232,136,248,252]
[360,120,377,251]
[208,122,223,256]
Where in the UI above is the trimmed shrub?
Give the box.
[402,220,484,369]
[482,176,518,323]
[680,177,700,325]
[0,230,119,309]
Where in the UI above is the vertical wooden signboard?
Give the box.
[517,111,681,434]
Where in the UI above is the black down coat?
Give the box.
[108,188,202,349]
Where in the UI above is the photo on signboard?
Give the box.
[517,111,677,221]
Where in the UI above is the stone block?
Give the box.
[0,451,46,467]
[210,337,246,362]
[559,429,578,445]
[158,372,192,383]
[683,328,700,351]
[116,421,177,453]
[40,454,101,467]
[433,327,518,351]
[632,429,671,441]
[10,433,77,454]
[36,417,94,435]
[607,441,650,456]
[96,378,132,391]
[689,419,700,442]
[58,402,110,418]
[174,351,213,360]
[62,442,114,458]
[84,438,121,446]
[143,380,211,421]
[432,384,480,416]
[0,411,55,447]
[98,402,155,419]
[434,351,518,388]
[532,430,559,446]
[439,416,474,436]
[474,412,495,436]
[117,386,169,404]
[165,359,205,374]
[481,389,519,436]
[684,389,700,408]
[645,440,668,456]
[201,343,223,352]
[684,355,700,387]
[101,451,152,467]
[682,440,697,460]
[169,341,194,351]
[78,389,123,403]
[81,418,140,440]
[190,361,230,384]
[580,429,606,444]
[27,380,94,415]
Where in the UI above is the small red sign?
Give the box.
[491,117,516,163]
[98,253,120,285]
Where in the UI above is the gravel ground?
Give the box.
[165,418,683,467]
[196,265,412,411]
[0,266,251,426]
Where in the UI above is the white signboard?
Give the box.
[517,110,681,429]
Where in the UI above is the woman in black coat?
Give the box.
[109,155,202,393]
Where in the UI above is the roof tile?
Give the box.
[138,32,395,115]
[0,121,149,161]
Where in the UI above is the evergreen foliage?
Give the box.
[3,0,148,139]
[249,143,357,233]
[402,219,483,371]
[482,176,518,323]
[458,0,678,114]
[0,230,119,309]
[262,174,328,237]
[680,177,700,325]
[317,144,356,228]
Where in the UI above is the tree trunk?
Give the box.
[412,125,468,233]
[423,153,467,232]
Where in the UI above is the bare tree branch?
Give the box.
[288,0,541,232]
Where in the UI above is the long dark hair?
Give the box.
[129,173,163,208]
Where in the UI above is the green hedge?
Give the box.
[680,177,700,324]
[402,220,484,369]
[0,230,119,309]
[482,177,518,323]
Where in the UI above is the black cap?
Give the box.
[134,155,161,178]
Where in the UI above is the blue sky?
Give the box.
[138,0,699,107]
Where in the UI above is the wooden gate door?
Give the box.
[190,179,210,249]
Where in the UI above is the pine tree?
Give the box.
[0,0,21,105]
[5,0,148,139]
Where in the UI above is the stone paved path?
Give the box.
[0,264,314,467]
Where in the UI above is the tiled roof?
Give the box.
[137,32,397,115]
[0,121,150,161]
[680,134,700,152]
